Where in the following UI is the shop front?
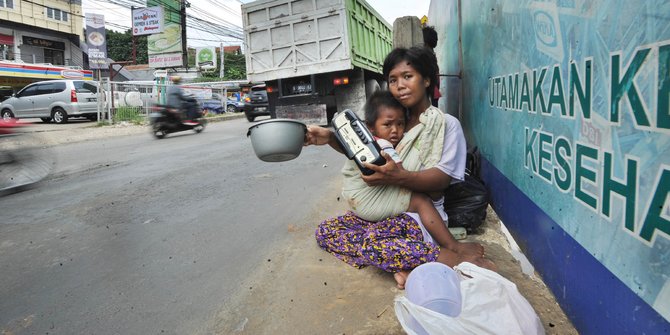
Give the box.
[0,60,93,91]
[19,35,66,65]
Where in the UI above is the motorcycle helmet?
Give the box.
[170,75,182,84]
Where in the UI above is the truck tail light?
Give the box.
[71,89,78,102]
[333,77,349,86]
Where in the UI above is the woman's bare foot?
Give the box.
[394,271,410,289]
[452,242,484,257]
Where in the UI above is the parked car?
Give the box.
[199,93,245,114]
[0,80,99,123]
[243,84,271,122]
[225,98,245,113]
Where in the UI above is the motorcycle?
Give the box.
[0,120,54,195]
[149,98,207,139]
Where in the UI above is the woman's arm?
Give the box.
[304,125,344,154]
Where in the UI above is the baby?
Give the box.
[362,91,485,263]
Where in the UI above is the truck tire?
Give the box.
[365,79,380,99]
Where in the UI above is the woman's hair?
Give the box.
[382,47,439,100]
[422,26,438,49]
[364,90,406,127]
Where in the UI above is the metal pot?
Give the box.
[247,119,307,162]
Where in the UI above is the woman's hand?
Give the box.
[361,152,408,186]
[304,125,333,146]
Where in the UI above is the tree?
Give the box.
[105,29,148,64]
[190,48,247,81]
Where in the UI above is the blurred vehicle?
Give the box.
[0,120,54,194]
[243,84,271,122]
[0,80,99,123]
[149,99,207,139]
[199,93,245,114]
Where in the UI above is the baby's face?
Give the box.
[373,106,406,146]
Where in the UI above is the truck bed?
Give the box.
[242,0,392,83]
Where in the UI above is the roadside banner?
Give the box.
[85,13,108,69]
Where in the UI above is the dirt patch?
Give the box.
[207,180,577,334]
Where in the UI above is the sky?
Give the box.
[81,0,431,48]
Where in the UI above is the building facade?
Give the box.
[0,0,84,68]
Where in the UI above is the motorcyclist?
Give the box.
[166,76,199,125]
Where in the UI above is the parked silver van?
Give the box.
[0,80,99,123]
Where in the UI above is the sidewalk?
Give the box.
[207,178,577,334]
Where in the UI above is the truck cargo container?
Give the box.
[242,0,392,125]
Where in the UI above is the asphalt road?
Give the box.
[0,118,344,334]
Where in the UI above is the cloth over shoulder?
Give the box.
[342,106,446,221]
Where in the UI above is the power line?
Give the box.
[89,0,243,41]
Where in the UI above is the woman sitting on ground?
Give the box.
[304,46,495,288]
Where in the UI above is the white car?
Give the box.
[0,80,100,123]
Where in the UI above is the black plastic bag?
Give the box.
[443,147,488,233]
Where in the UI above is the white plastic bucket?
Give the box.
[404,262,463,334]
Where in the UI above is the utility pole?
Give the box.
[131,6,137,64]
[180,0,188,68]
[219,42,224,78]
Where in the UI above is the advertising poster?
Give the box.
[147,0,183,68]
[196,47,216,70]
[85,13,107,69]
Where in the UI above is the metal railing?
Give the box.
[98,80,235,123]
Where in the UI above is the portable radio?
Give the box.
[332,109,386,175]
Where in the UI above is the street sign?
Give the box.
[153,69,168,78]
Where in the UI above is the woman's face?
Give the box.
[387,61,430,110]
[372,106,406,146]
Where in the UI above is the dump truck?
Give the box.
[241,0,393,125]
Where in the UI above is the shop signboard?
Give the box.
[132,6,164,36]
[22,36,65,50]
[196,47,216,70]
[85,13,108,69]
[148,52,183,68]
[147,0,184,68]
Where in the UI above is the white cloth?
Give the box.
[405,113,467,243]
[395,262,545,335]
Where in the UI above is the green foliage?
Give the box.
[114,107,145,124]
[105,29,148,64]
[222,52,247,80]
